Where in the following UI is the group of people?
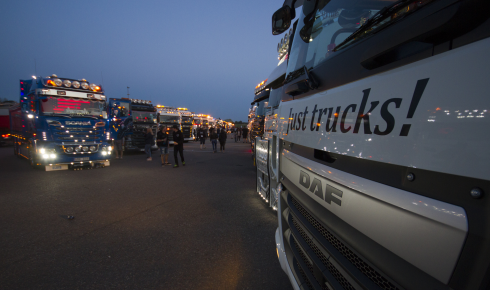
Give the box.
[112,125,249,167]
[113,125,185,168]
[232,127,248,142]
[197,127,228,153]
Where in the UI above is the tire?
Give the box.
[28,146,39,169]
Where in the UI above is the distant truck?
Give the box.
[0,100,17,146]
[113,98,157,152]
[178,108,194,142]
[193,114,210,137]
[10,75,111,171]
[157,106,180,144]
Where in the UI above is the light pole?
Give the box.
[127,87,130,98]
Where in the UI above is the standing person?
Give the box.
[219,128,227,153]
[157,126,170,166]
[217,127,221,135]
[172,124,185,167]
[198,128,206,150]
[237,128,242,142]
[113,127,124,159]
[193,129,197,142]
[209,128,218,153]
[242,127,248,143]
[144,127,153,161]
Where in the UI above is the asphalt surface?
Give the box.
[0,140,292,290]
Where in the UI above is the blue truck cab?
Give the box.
[108,98,157,151]
[10,75,112,171]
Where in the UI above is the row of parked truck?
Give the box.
[251,0,490,289]
[8,75,216,171]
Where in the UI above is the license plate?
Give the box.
[52,166,62,170]
[74,157,89,161]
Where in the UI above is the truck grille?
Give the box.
[291,197,398,290]
[182,126,192,138]
[282,183,401,290]
[53,127,102,141]
[130,131,148,149]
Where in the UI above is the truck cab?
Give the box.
[267,1,490,289]
[10,75,111,171]
[109,98,157,152]
[178,108,193,142]
[157,106,180,145]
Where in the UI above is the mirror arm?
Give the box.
[283,0,303,9]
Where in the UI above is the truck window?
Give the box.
[118,102,130,117]
[133,111,156,123]
[286,0,432,76]
[181,116,193,124]
[256,98,269,117]
[40,96,106,117]
[159,115,180,123]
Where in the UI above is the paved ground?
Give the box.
[0,140,292,290]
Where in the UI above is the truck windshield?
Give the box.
[194,119,202,125]
[133,111,156,123]
[255,99,269,117]
[181,116,193,124]
[160,115,180,124]
[287,0,398,77]
[40,96,105,117]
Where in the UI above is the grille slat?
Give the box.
[293,239,331,290]
[292,217,356,290]
[290,196,399,290]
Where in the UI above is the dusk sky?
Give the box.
[0,0,285,122]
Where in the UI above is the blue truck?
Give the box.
[107,98,157,152]
[10,74,112,171]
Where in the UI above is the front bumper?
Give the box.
[276,228,300,290]
[45,160,110,171]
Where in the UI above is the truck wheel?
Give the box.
[28,147,38,169]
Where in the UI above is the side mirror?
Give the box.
[272,6,293,35]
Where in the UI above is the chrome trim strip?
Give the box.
[283,149,467,232]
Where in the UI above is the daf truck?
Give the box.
[261,0,490,289]
[10,75,111,171]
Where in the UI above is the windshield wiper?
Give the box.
[75,115,100,119]
[335,0,412,51]
[49,114,72,119]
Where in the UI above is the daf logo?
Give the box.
[299,170,343,206]
[65,121,91,126]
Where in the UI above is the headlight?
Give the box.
[39,148,46,154]
[75,146,81,152]
[63,80,72,87]
[108,146,112,151]
[81,82,89,89]
[82,146,89,152]
[89,83,97,91]
[66,146,73,153]
[50,154,56,158]
[89,145,96,151]
[102,151,107,156]
[72,81,80,88]
[54,79,62,86]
